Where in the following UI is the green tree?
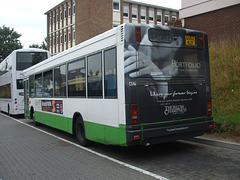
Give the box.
[41,37,47,50]
[0,25,23,61]
[29,44,40,48]
[29,37,47,50]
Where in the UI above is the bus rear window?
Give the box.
[17,79,23,89]
[172,49,204,77]
[148,29,172,43]
[16,52,48,70]
[137,46,204,78]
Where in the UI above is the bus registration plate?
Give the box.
[185,35,195,46]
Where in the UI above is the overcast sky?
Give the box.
[0,0,181,48]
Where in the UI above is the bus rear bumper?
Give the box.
[126,118,214,146]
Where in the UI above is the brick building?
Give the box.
[180,0,240,42]
[45,0,179,56]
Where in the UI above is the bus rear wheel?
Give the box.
[7,105,10,116]
[32,110,40,126]
[75,117,89,147]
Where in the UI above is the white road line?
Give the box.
[1,113,169,180]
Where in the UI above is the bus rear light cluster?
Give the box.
[14,98,17,104]
[135,27,141,42]
[207,99,212,116]
[134,135,140,140]
[200,34,204,47]
[131,104,139,124]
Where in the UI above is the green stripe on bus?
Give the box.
[141,116,206,126]
[34,111,127,146]
[35,111,72,134]
[84,121,127,146]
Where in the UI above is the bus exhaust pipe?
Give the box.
[145,142,151,147]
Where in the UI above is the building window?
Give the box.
[132,6,138,19]
[113,0,120,11]
[53,13,55,24]
[141,7,146,20]
[49,36,52,47]
[64,6,66,19]
[64,31,66,43]
[60,32,62,44]
[73,2,75,14]
[53,35,55,46]
[49,15,52,25]
[68,30,71,42]
[57,34,58,45]
[149,9,154,22]
[157,10,162,23]
[73,28,75,41]
[165,12,169,24]
[172,14,176,21]
[56,10,59,22]
[68,3,71,16]
[123,5,129,17]
[60,8,62,20]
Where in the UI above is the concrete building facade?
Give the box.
[45,0,179,56]
[180,0,240,42]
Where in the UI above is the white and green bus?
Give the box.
[23,23,213,146]
[0,48,50,115]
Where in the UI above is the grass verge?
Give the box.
[209,36,240,140]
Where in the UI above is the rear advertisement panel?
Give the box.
[124,24,207,124]
[138,84,206,123]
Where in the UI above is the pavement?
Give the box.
[0,112,239,180]
[187,136,240,151]
[0,113,161,180]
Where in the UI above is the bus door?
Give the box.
[24,79,29,117]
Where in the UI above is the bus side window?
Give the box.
[54,64,66,97]
[104,48,117,99]
[35,73,43,98]
[68,59,86,97]
[43,70,53,98]
[6,58,12,71]
[29,75,35,98]
[87,52,102,98]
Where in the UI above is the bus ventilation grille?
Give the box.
[121,26,124,43]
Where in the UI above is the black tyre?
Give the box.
[75,117,89,146]
[8,104,10,116]
[32,111,40,126]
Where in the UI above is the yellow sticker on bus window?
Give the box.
[185,35,195,46]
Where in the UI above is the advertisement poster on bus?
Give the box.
[41,100,63,114]
[124,24,206,123]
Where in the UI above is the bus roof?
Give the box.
[23,23,207,77]
[23,25,119,76]
[2,48,49,62]
[12,48,49,53]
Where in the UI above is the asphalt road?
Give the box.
[1,113,240,180]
